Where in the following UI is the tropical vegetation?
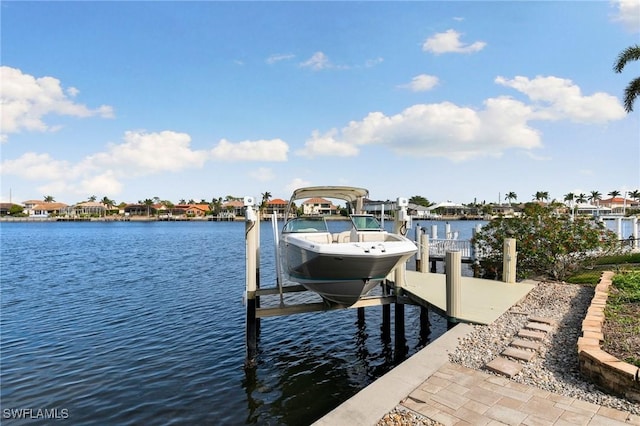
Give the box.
[472,203,620,281]
[613,44,640,113]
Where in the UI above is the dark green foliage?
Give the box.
[472,203,620,281]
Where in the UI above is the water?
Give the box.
[0,221,489,425]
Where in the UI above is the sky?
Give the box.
[1,1,639,206]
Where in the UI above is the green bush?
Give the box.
[473,203,620,281]
[612,270,640,303]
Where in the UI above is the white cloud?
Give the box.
[300,52,333,70]
[610,0,640,32]
[1,130,209,198]
[422,29,486,54]
[495,75,626,123]
[266,53,295,64]
[285,178,312,194]
[0,152,71,180]
[210,138,289,161]
[297,75,626,162]
[89,130,208,174]
[0,66,114,141]
[399,74,439,92]
[297,129,360,157]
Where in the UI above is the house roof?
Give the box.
[75,201,107,208]
[32,202,68,211]
[302,197,333,205]
[267,198,287,205]
[222,200,244,208]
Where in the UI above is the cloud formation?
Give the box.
[0,66,114,142]
[399,74,439,92]
[422,29,486,54]
[610,0,640,32]
[297,75,626,161]
[210,138,289,161]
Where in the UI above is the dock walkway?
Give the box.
[315,324,639,426]
[403,271,536,325]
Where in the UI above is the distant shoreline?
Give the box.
[0,215,484,223]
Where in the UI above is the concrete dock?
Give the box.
[403,271,536,325]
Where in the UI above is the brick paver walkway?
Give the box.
[401,363,640,426]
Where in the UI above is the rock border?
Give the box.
[577,271,640,403]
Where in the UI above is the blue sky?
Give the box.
[1,1,639,205]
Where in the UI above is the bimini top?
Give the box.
[288,186,369,203]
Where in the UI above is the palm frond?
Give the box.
[613,44,640,73]
[623,76,640,113]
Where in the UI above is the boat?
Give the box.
[277,186,417,306]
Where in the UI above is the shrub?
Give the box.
[472,203,620,281]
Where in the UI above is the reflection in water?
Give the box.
[241,303,446,425]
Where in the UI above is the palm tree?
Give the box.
[588,191,602,206]
[505,192,517,205]
[260,191,272,213]
[629,190,640,202]
[576,193,587,204]
[608,190,621,199]
[143,198,154,217]
[533,191,549,202]
[564,193,576,217]
[613,44,640,113]
[43,195,55,202]
[101,196,115,217]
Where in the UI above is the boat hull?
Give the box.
[281,235,415,305]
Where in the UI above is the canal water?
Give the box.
[0,220,481,425]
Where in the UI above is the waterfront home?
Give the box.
[302,197,338,216]
[23,200,69,217]
[64,201,109,217]
[262,198,288,220]
[600,197,638,214]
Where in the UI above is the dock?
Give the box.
[403,271,536,325]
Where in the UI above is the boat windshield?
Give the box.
[282,217,329,233]
[350,215,382,231]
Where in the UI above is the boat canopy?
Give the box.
[289,186,369,204]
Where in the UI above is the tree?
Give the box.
[472,203,619,281]
[44,195,55,202]
[576,193,587,204]
[588,191,602,205]
[260,191,272,212]
[608,190,621,199]
[613,44,640,113]
[629,190,640,202]
[533,191,549,202]
[563,193,575,203]
[505,192,517,205]
[409,195,432,207]
[143,198,154,217]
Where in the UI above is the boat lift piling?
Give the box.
[245,197,259,368]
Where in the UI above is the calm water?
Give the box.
[0,220,480,425]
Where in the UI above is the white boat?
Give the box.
[277,186,417,306]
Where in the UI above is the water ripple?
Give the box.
[0,221,454,425]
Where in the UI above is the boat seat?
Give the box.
[357,232,387,243]
[304,233,333,244]
[333,231,351,243]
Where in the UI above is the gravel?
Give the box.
[377,280,640,425]
[449,280,639,415]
